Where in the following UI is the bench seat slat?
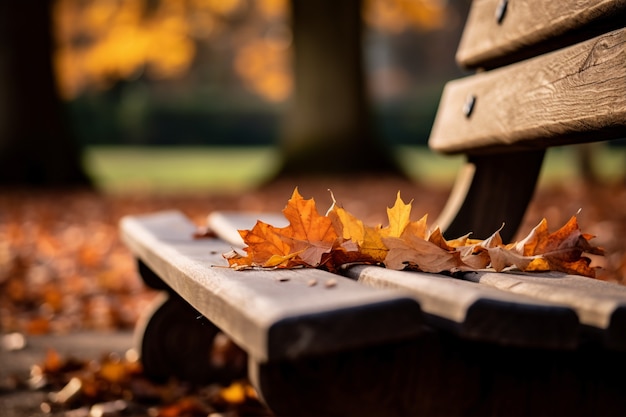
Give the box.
[457,0,626,69]
[462,271,626,349]
[429,28,626,154]
[346,265,579,349]
[120,211,423,362]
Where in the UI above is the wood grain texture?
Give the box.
[462,271,626,349]
[429,28,626,154]
[457,0,626,69]
[120,211,423,362]
[345,265,578,349]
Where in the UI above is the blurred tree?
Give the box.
[44,0,454,183]
[0,2,91,187]
[276,0,402,178]
[53,0,199,100]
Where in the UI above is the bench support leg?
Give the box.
[438,150,545,242]
[133,261,247,384]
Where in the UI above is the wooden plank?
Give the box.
[345,265,579,349]
[457,0,626,69]
[120,211,423,362]
[462,271,626,349]
[429,28,626,154]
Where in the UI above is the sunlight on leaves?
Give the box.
[225,188,605,278]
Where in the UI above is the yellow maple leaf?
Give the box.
[327,191,385,265]
[402,214,429,241]
[360,192,426,264]
[327,191,365,244]
[380,191,412,238]
[359,224,388,263]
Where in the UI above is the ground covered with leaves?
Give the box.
[1,177,625,416]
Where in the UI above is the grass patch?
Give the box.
[399,144,625,187]
[84,146,280,193]
[539,145,625,185]
[85,145,625,194]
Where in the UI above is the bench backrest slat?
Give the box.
[429,28,626,154]
[120,211,423,362]
[457,0,626,69]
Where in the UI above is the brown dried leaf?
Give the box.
[383,234,468,273]
[516,216,604,277]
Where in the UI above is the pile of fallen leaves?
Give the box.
[22,347,270,417]
[226,188,604,278]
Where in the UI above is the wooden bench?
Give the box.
[120,2,626,416]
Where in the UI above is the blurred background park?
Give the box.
[0,0,625,414]
[1,0,469,188]
[1,0,625,190]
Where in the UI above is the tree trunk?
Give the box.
[575,143,599,184]
[276,0,403,178]
[0,2,91,187]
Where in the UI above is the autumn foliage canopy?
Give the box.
[224,188,604,278]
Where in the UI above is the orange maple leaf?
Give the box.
[516,216,604,277]
[225,220,301,269]
[226,188,342,269]
[281,188,341,268]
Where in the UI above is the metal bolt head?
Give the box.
[495,0,508,24]
[463,94,476,118]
